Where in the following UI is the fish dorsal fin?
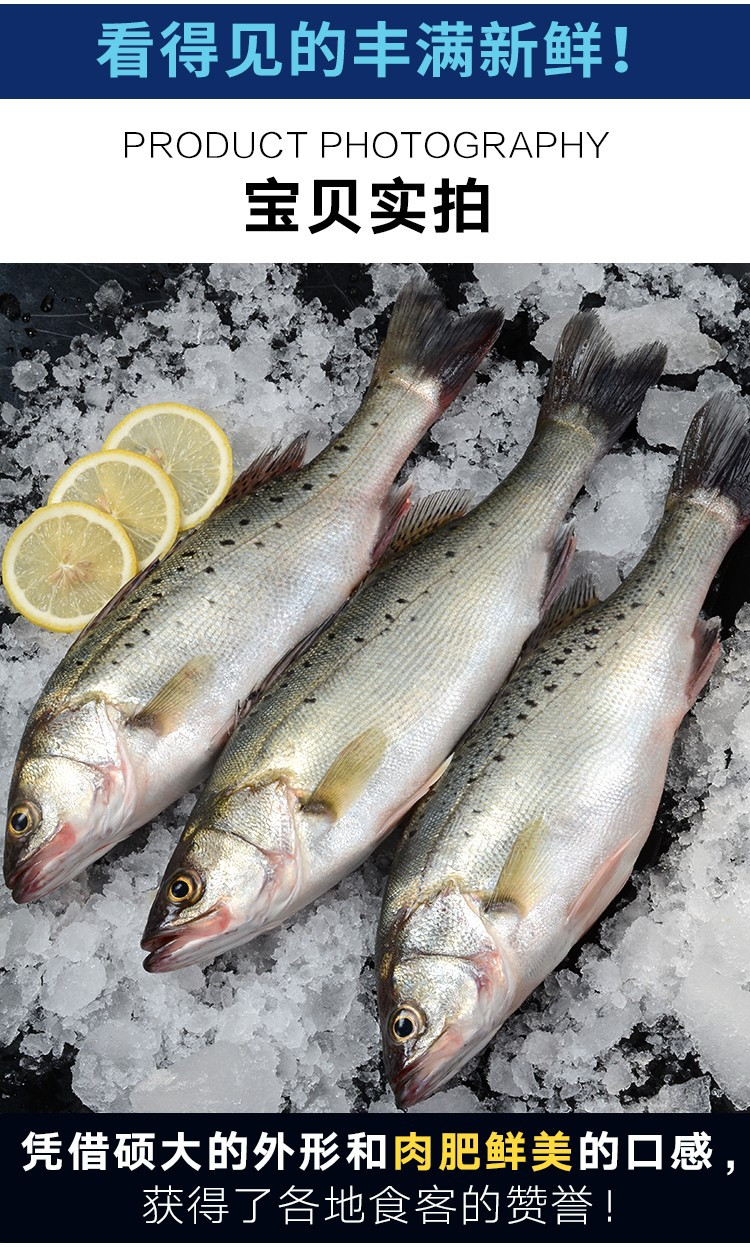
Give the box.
[371,482,413,565]
[386,488,473,557]
[519,573,599,667]
[538,571,599,635]
[304,725,388,822]
[129,656,214,735]
[539,521,576,615]
[221,433,309,506]
[487,813,550,916]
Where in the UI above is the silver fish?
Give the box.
[377,392,750,1107]
[4,281,503,903]
[140,313,665,972]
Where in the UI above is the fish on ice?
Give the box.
[377,391,750,1107]
[140,313,666,972]
[4,281,503,903]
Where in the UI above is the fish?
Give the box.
[140,312,666,972]
[4,281,504,904]
[376,391,750,1108]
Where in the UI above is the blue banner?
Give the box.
[0,4,747,99]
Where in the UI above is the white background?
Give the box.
[1,0,748,263]
[2,96,747,262]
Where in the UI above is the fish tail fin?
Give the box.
[372,279,504,411]
[539,310,667,451]
[669,392,750,524]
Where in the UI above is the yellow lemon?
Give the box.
[2,502,137,633]
[103,402,233,530]
[49,449,180,570]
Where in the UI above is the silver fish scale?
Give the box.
[20,375,449,835]
[32,366,450,726]
[383,501,734,931]
[38,474,332,707]
[183,415,630,929]
[190,504,542,816]
[28,500,352,795]
[189,408,606,820]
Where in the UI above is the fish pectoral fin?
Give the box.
[487,813,550,916]
[686,615,722,708]
[304,726,388,822]
[130,656,215,735]
[219,433,309,506]
[385,490,473,559]
[565,831,641,935]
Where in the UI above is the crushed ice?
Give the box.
[1,262,749,1113]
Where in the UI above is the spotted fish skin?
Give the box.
[139,314,667,973]
[377,392,750,1108]
[4,281,504,903]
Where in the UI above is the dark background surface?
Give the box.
[1,261,749,1114]
[1,1111,745,1243]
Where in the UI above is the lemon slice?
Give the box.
[103,402,233,530]
[48,449,180,571]
[2,502,137,633]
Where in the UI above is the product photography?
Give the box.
[2,261,749,1118]
[1,7,749,1239]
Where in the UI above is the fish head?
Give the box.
[142,777,307,972]
[5,701,134,903]
[378,879,511,1107]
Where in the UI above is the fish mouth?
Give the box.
[141,903,233,973]
[390,1048,459,1109]
[393,1050,473,1108]
[5,822,80,903]
[388,1020,491,1109]
[393,1064,446,1109]
[7,857,56,904]
[6,823,127,903]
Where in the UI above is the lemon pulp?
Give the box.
[2,502,138,632]
[103,402,233,529]
[48,449,180,569]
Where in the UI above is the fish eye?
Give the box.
[167,871,203,905]
[8,802,40,838]
[389,1005,425,1044]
